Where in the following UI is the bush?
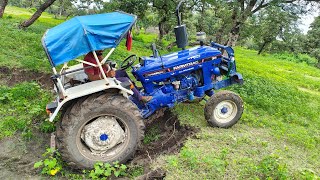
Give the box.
[272,52,318,66]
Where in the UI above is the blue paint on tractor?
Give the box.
[221,107,228,114]
[130,43,243,118]
[100,134,108,141]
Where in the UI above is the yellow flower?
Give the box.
[50,169,59,176]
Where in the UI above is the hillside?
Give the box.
[0,6,319,179]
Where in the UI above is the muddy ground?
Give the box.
[0,67,52,89]
[0,67,197,179]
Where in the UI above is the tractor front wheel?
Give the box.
[204,90,244,128]
[56,93,145,169]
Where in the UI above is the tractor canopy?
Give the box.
[42,11,136,67]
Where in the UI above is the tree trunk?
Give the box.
[226,6,243,47]
[226,22,241,47]
[0,0,8,18]
[19,0,57,28]
[158,18,166,40]
[258,41,269,55]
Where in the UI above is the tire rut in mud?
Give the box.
[131,109,198,179]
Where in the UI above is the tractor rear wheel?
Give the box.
[56,93,145,169]
[204,90,244,128]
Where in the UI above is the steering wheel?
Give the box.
[120,54,137,70]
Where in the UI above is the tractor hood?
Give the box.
[136,46,222,75]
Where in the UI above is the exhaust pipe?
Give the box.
[174,0,188,50]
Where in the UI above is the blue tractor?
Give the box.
[43,2,243,169]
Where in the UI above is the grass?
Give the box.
[1,6,320,179]
[0,82,51,140]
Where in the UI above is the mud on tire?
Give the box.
[56,93,145,169]
[204,90,244,128]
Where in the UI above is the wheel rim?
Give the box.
[76,115,129,161]
[213,100,238,123]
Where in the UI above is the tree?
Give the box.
[305,16,320,67]
[19,0,57,28]
[0,0,8,18]
[246,6,299,54]
[212,0,318,47]
[151,0,178,39]
[48,0,76,19]
[193,0,233,44]
[75,0,104,14]
[104,0,149,19]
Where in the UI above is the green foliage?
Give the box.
[133,32,157,44]
[103,0,149,19]
[34,148,63,176]
[305,16,320,66]
[240,5,299,54]
[34,148,128,178]
[297,169,319,179]
[84,161,127,179]
[166,146,229,179]
[243,154,289,179]
[272,52,318,66]
[39,121,56,133]
[0,82,51,139]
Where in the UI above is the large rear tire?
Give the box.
[204,90,244,128]
[56,93,145,169]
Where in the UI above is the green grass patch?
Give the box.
[0,82,51,139]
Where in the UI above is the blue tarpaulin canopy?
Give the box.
[42,12,136,67]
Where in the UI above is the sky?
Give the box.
[298,7,319,34]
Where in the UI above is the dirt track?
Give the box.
[0,130,49,180]
[0,67,52,89]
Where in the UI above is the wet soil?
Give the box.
[0,129,50,180]
[132,110,197,179]
[0,66,52,89]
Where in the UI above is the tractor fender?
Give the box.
[48,79,133,122]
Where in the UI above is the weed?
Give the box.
[34,148,63,176]
[256,154,289,179]
[143,125,161,144]
[39,120,56,133]
[34,148,128,179]
[297,169,319,179]
[84,161,127,179]
[128,165,144,178]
